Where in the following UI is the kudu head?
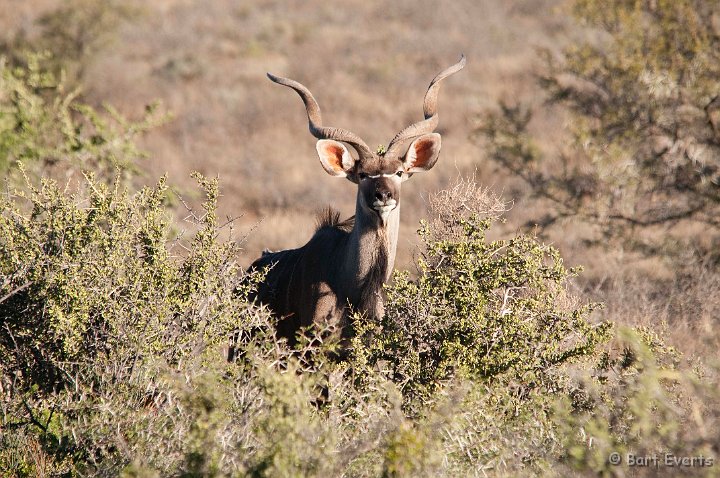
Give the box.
[267,55,466,223]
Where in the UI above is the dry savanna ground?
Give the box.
[3,0,574,263]
[2,0,716,372]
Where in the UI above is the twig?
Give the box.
[0,281,32,304]
[22,400,47,433]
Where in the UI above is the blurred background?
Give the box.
[2,0,718,357]
[1,0,571,264]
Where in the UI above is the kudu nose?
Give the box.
[375,190,392,203]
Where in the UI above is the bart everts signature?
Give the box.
[608,452,714,468]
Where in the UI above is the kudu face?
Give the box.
[315,133,442,222]
[266,55,466,224]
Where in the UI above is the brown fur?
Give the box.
[315,207,354,232]
[246,201,397,348]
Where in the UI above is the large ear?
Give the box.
[403,133,442,172]
[316,140,356,177]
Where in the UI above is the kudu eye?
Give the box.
[396,170,403,177]
[358,172,368,180]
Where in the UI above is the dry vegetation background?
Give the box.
[2,0,574,268]
[1,0,719,475]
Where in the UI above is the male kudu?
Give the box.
[248,56,466,347]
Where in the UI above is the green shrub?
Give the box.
[351,179,612,412]
[555,327,720,477]
[0,171,262,474]
[1,172,716,477]
[0,172,250,391]
[0,53,167,179]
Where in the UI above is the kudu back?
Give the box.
[245,56,466,349]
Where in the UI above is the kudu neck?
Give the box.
[347,192,400,284]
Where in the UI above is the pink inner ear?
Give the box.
[415,139,433,158]
[323,144,346,171]
[412,138,436,167]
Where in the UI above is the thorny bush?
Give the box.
[0,172,717,477]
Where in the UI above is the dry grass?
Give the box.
[1,0,574,265]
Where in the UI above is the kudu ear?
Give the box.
[403,133,442,173]
[316,140,356,177]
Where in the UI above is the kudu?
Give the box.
[248,55,466,347]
